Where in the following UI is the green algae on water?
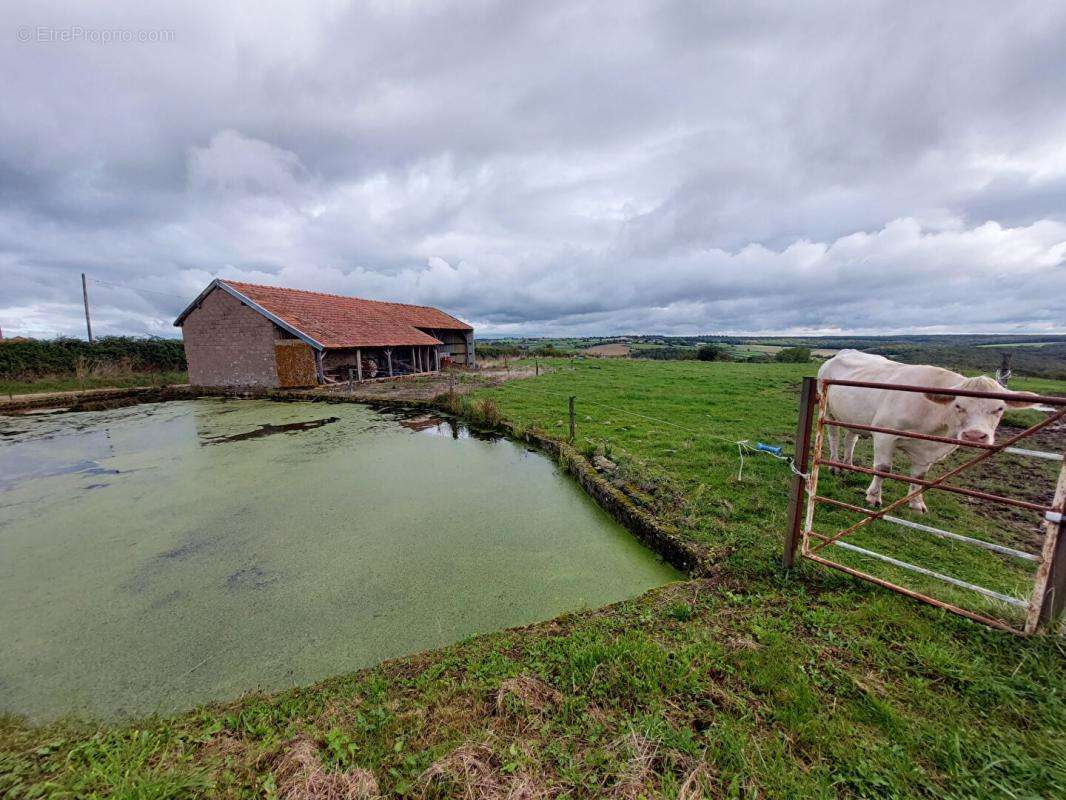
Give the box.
[0,399,678,721]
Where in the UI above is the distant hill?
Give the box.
[479,334,1066,379]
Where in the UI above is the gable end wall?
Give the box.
[180,288,283,387]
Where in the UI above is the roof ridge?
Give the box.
[221,279,441,313]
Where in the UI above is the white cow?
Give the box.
[817,350,1037,513]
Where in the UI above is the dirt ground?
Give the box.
[0,362,545,411]
[956,416,1066,551]
[309,360,545,402]
[585,342,630,357]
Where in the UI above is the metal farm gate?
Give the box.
[783,376,1066,634]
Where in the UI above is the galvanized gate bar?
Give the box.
[813,493,1039,561]
[1004,447,1064,462]
[813,494,882,517]
[821,378,1066,405]
[809,407,1066,556]
[789,377,1066,634]
[823,418,997,450]
[806,532,1028,608]
[822,420,1062,461]
[817,459,1055,514]
[803,551,1021,634]
[880,514,1040,562]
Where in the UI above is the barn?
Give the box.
[174,279,474,388]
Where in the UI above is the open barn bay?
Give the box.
[0,399,677,721]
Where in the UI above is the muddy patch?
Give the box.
[953,421,1064,552]
[200,416,340,445]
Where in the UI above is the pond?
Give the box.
[0,399,678,721]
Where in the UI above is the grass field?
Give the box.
[2,360,1065,799]
[0,371,187,397]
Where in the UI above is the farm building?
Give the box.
[174,279,474,388]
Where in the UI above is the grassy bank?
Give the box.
[2,360,1064,799]
[0,371,188,397]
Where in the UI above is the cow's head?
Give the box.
[924,376,1040,443]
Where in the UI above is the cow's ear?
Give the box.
[923,392,954,404]
[1005,392,1041,409]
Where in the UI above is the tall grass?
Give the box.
[440,393,504,428]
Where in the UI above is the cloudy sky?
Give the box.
[3,1,1065,339]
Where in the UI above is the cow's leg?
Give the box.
[827,421,840,472]
[906,460,933,513]
[865,434,896,507]
[843,432,859,466]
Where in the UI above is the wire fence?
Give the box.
[478,369,801,483]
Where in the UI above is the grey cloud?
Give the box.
[1,1,1064,339]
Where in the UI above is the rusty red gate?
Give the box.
[783,376,1066,634]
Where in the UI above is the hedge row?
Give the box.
[0,337,187,379]
[475,344,523,359]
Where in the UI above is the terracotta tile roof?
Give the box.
[219,280,472,348]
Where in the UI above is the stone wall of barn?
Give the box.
[180,288,282,387]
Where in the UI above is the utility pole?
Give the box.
[81,273,94,343]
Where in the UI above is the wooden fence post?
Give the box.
[1032,456,1066,632]
[783,376,817,569]
[568,396,576,444]
[1036,514,1066,631]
